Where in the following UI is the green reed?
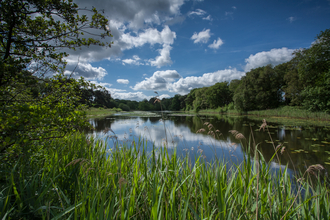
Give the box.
[1,133,329,219]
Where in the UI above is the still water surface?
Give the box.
[87,112,330,174]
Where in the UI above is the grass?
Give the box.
[1,131,329,219]
[183,106,330,126]
[247,106,330,121]
[85,107,121,118]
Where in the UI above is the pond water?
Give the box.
[87,112,330,174]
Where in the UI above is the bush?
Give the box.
[118,103,130,111]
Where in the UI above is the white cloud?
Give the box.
[208,37,224,49]
[122,55,144,66]
[159,94,171,99]
[89,80,151,101]
[149,45,173,68]
[64,61,107,80]
[244,47,295,72]
[132,70,181,91]
[132,68,244,95]
[189,9,206,16]
[202,15,212,21]
[188,9,212,21]
[121,25,176,49]
[75,0,185,29]
[191,29,211,44]
[61,0,183,75]
[117,79,130,84]
[169,68,244,94]
[112,92,152,101]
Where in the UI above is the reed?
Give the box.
[1,132,329,219]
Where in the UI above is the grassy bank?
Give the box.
[247,106,330,121]
[85,107,122,118]
[185,106,330,123]
[1,133,329,219]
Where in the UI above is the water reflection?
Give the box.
[87,113,330,173]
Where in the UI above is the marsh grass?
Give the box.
[1,130,330,219]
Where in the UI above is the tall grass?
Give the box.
[1,133,329,219]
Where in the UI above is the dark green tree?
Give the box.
[233,65,284,111]
[170,94,182,111]
[118,103,130,111]
[296,29,330,112]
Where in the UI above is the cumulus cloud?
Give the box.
[149,45,173,68]
[117,79,130,84]
[89,80,151,101]
[208,37,224,49]
[64,61,107,80]
[132,70,181,91]
[121,25,176,49]
[191,29,211,44]
[159,94,171,99]
[62,0,182,73]
[112,92,153,101]
[122,55,144,66]
[132,68,244,95]
[244,47,295,72]
[74,0,185,29]
[169,68,244,94]
[120,25,176,68]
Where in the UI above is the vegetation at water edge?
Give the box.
[1,133,329,219]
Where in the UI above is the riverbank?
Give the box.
[85,107,121,118]
[183,106,330,126]
[1,133,329,219]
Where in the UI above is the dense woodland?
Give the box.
[92,29,330,113]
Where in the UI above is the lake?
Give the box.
[87,112,330,174]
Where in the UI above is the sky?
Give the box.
[65,0,330,101]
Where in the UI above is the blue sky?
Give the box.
[66,0,330,101]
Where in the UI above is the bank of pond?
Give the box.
[1,113,330,219]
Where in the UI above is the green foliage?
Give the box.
[296,29,330,112]
[118,103,130,111]
[138,100,154,111]
[282,59,304,106]
[0,0,112,160]
[170,94,182,110]
[234,65,284,111]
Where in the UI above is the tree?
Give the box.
[170,94,182,111]
[282,59,303,106]
[118,103,130,111]
[295,29,330,112]
[0,0,112,158]
[233,65,284,111]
